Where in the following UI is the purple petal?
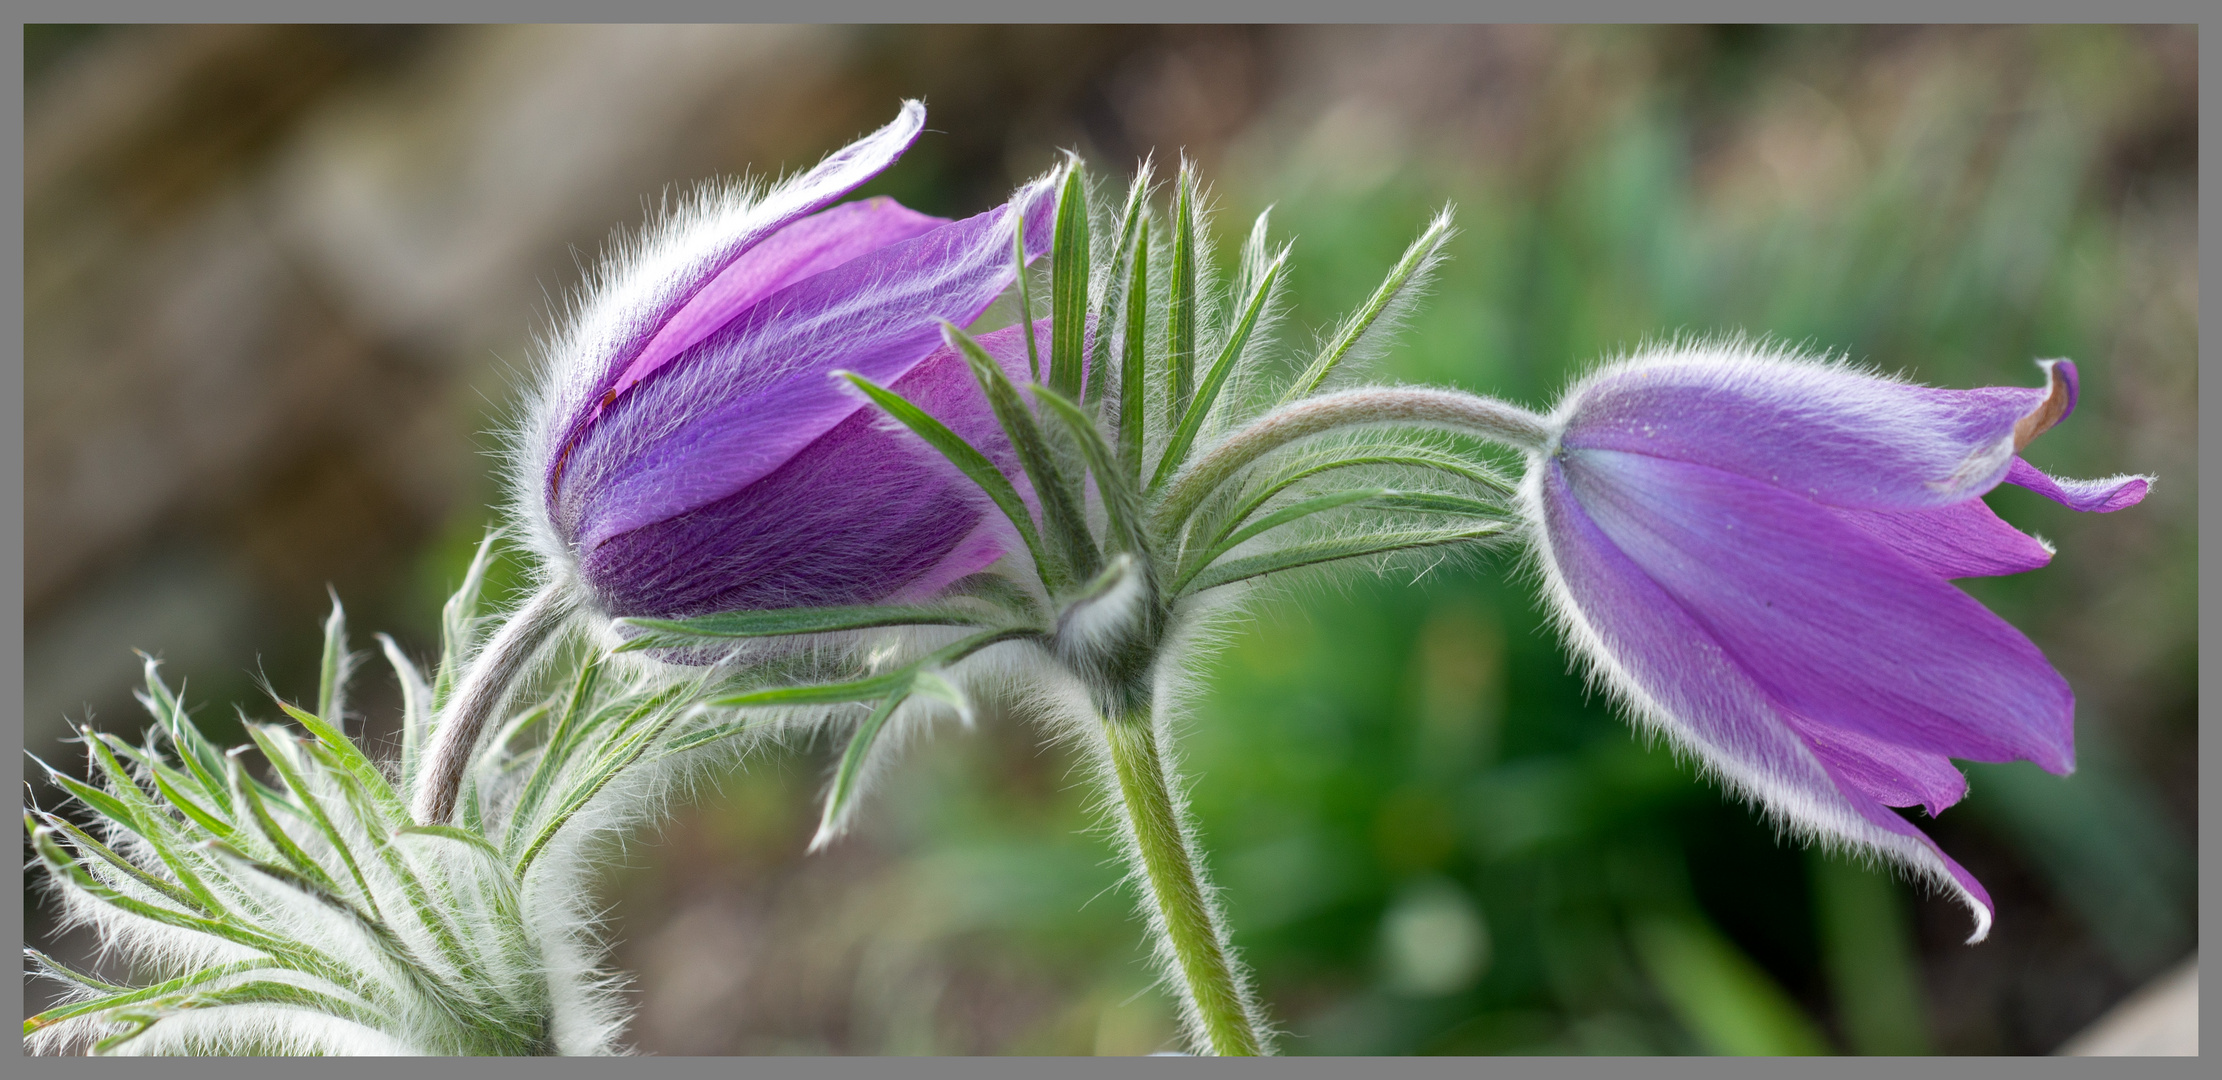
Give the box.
[580,321,1040,618]
[2004,458,2152,513]
[1561,447,2075,777]
[1788,720,1967,817]
[545,103,928,488]
[1559,351,2075,511]
[1829,498,2053,580]
[603,197,948,422]
[558,175,1059,551]
[1529,460,1998,941]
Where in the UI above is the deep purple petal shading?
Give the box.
[1828,499,2053,580]
[558,176,1059,551]
[1560,447,2076,777]
[1558,351,2074,511]
[582,321,1042,618]
[2003,458,2152,513]
[1529,460,1998,940]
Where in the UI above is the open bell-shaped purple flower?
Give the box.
[519,102,1055,622]
[1521,345,2150,942]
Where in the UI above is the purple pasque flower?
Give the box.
[519,102,1057,621]
[1521,344,2150,942]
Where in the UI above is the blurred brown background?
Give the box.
[25,25,2196,1055]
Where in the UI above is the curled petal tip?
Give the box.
[2004,459,2152,513]
[1962,899,1994,945]
[2012,360,2078,451]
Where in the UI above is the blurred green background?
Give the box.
[25,25,2195,1055]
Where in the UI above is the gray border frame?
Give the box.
[9,3,2210,1077]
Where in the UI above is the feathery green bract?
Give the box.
[1050,162,1091,401]
[810,626,1038,848]
[25,547,765,1057]
[1087,163,1151,411]
[1167,164,1200,424]
[1120,217,1153,487]
[1185,522,1510,594]
[612,604,1001,652]
[839,370,1055,591]
[945,322,1101,589]
[1279,208,1455,404]
[1151,250,1285,493]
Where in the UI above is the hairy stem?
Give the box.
[1153,386,1552,534]
[1100,701,1266,1056]
[413,586,573,824]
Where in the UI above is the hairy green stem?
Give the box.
[1153,386,1552,534]
[413,586,573,825]
[1100,702,1265,1056]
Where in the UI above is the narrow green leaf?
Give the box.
[1184,522,1508,594]
[274,701,405,827]
[1014,224,1042,382]
[1168,163,1199,423]
[206,841,448,1012]
[909,670,975,727]
[376,632,432,790]
[1177,487,1384,589]
[242,724,382,920]
[76,736,229,915]
[316,592,348,726]
[514,697,695,878]
[25,959,281,1034]
[944,323,1101,587]
[1032,384,1147,557]
[485,697,555,761]
[31,828,337,982]
[136,657,229,812]
[707,669,913,709]
[1229,439,1512,515]
[811,685,915,851]
[613,603,997,653]
[1176,489,1504,593]
[504,655,604,853]
[226,756,343,899]
[1086,163,1150,409]
[706,626,1036,710]
[841,371,1054,591]
[394,823,505,863]
[1632,915,1834,1055]
[1120,217,1152,486]
[139,752,239,845]
[25,947,132,995]
[1151,252,1285,493]
[34,811,207,916]
[121,979,385,1042]
[299,748,477,981]
[436,529,501,711]
[33,758,143,838]
[1050,161,1091,399]
[1280,209,1454,405]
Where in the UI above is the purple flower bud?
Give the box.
[1522,346,2150,942]
[518,102,1056,620]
